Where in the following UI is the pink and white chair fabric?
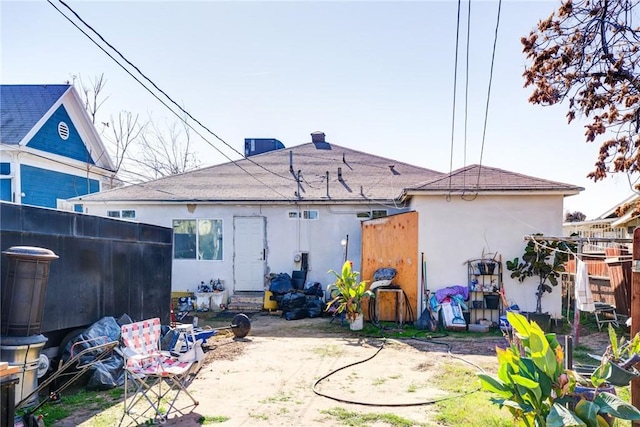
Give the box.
[120,318,199,425]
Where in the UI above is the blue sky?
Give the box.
[1,0,634,219]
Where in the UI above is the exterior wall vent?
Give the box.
[58,122,69,140]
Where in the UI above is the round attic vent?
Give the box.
[58,121,69,140]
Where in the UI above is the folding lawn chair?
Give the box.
[120,318,200,425]
[593,302,619,331]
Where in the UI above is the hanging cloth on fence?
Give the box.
[575,258,595,312]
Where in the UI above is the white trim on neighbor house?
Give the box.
[16,86,72,148]
[13,86,115,172]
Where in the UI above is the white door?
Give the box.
[234,217,266,291]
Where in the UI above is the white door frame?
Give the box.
[233,216,266,292]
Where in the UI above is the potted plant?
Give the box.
[326,260,374,331]
[478,311,640,426]
[477,249,499,275]
[591,324,640,386]
[505,234,572,331]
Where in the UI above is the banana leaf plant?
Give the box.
[478,311,640,426]
[326,261,373,322]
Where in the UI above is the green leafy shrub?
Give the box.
[478,311,640,426]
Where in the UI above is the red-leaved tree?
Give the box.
[522,0,640,205]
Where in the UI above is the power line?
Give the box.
[47,0,295,200]
[447,0,463,200]
[463,0,471,190]
[55,0,294,185]
[475,0,502,188]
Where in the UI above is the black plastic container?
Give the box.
[484,294,500,310]
[1,246,58,336]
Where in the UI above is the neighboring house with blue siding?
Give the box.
[0,84,116,209]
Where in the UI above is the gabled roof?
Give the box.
[404,164,583,195]
[0,84,116,172]
[0,84,71,145]
[76,142,445,203]
[596,193,639,220]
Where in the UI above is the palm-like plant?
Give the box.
[478,311,640,426]
[326,261,373,322]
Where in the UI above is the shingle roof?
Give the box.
[77,142,445,203]
[406,164,583,194]
[0,84,71,145]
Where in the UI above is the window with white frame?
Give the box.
[107,210,136,219]
[173,219,223,260]
[288,210,319,220]
[356,209,387,219]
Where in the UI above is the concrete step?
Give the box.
[228,292,264,311]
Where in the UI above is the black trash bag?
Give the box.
[285,307,308,320]
[304,282,324,298]
[269,273,293,294]
[60,316,122,390]
[306,297,324,318]
[86,352,125,391]
[60,317,121,364]
[281,292,306,311]
[116,313,133,326]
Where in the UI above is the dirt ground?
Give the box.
[51,312,611,427]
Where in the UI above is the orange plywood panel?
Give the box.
[361,212,418,322]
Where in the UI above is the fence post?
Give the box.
[631,228,640,425]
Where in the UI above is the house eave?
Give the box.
[402,189,581,197]
[73,197,406,206]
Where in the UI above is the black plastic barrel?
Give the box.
[1,246,58,336]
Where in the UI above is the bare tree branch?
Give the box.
[73,74,200,184]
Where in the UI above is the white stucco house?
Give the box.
[404,165,582,318]
[74,132,582,319]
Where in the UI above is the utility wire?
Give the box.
[55,0,294,183]
[463,0,471,178]
[447,0,463,200]
[475,0,502,188]
[461,0,479,201]
[48,0,295,200]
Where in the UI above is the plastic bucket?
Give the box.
[263,291,277,310]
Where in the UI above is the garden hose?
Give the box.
[312,333,486,407]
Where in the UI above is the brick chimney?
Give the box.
[311,131,325,143]
[311,131,331,149]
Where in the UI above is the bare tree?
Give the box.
[102,111,146,186]
[72,74,200,183]
[74,73,109,125]
[522,0,640,185]
[130,113,201,181]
